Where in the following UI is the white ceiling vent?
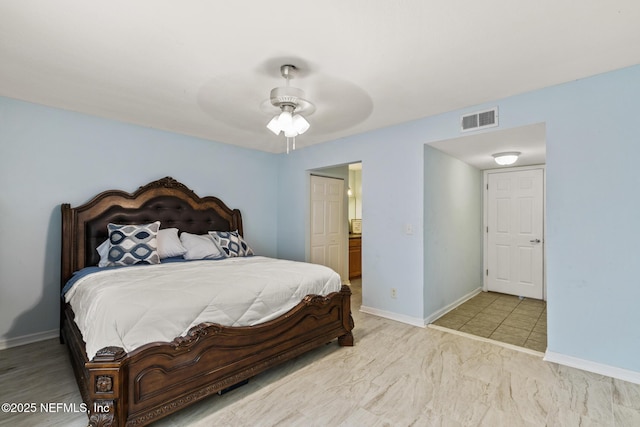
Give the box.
[461,107,498,132]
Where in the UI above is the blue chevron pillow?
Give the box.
[107,221,161,266]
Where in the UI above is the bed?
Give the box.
[60,176,354,427]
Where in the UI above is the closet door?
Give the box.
[310,175,345,279]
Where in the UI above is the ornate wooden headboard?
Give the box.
[60,177,243,289]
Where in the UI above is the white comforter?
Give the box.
[64,256,342,360]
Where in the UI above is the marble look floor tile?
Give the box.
[492,372,554,425]
[3,282,640,427]
[551,365,615,424]
[544,406,610,427]
[480,406,541,426]
[614,403,640,426]
[613,377,640,409]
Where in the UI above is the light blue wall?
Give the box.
[3,63,640,374]
[277,126,426,322]
[0,97,278,341]
[277,64,640,373]
[424,145,483,317]
[543,66,640,372]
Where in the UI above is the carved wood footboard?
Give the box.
[63,285,353,426]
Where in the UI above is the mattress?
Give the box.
[64,256,342,360]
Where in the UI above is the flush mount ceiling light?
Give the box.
[492,151,521,166]
[266,64,315,153]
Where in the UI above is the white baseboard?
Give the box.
[0,329,58,351]
[544,350,640,385]
[359,305,426,328]
[424,286,483,324]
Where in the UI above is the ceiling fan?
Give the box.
[265,64,315,153]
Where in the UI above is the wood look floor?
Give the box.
[2,279,640,426]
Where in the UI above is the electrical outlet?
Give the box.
[404,223,414,235]
[391,288,397,299]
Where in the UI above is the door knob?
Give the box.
[529,239,541,244]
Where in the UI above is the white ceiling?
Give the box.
[429,122,546,170]
[1,1,639,154]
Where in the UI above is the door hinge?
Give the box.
[486,226,488,233]
[486,269,488,276]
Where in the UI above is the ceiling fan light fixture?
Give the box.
[277,109,293,129]
[492,151,521,166]
[292,114,310,134]
[265,64,315,152]
[266,116,281,135]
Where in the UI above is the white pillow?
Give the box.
[157,228,187,259]
[179,232,224,260]
[96,227,187,266]
[97,239,110,267]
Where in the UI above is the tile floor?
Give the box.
[431,291,547,352]
[3,281,640,426]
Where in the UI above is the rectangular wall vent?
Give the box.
[461,107,498,132]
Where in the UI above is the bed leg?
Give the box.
[88,399,117,427]
[337,311,355,346]
[338,331,354,346]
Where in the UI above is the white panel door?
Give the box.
[310,175,344,278]
[487,168,544,299]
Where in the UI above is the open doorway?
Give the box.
[425,123,547,352]
[308,162,363,307]
[347,163,362,281]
